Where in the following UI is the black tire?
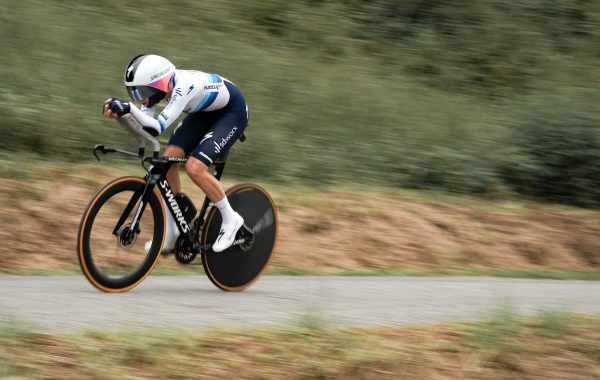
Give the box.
[201,183,278,291]
[77,177,165,292]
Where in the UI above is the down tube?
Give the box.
[155,177,194,245]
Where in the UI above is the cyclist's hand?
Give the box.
[103,98,131,118]
[102,98,115,118]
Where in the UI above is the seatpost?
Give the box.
[213,150,229,181]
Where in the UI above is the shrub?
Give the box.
[502,109,600,207]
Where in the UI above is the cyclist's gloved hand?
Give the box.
[107,98,131,117]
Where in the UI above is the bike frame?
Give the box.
[94,144,230,254]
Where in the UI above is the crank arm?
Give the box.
[193,238,248,253]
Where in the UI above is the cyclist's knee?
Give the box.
[164,145,185,157]
[185,157,209,180]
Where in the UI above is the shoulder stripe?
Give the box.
[192,92,218,112]
[157,117,167,132]
[209,73,222,83]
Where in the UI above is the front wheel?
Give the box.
[77,177,165,292]
[201,183,278,291]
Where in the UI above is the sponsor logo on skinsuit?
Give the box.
[213,126,238,154]
[204,84,223,90]
[200,132,213,145]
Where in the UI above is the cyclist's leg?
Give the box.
[185,105,248,251]
[167,114,219,193]
[145,115,218,254]
[164,145,185,194]
[185,108,247,200]
[184,79,248,200]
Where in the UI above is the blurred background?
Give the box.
[1,3,600,377]
[1,0,599,206]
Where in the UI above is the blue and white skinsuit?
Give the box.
[128,69,248,165]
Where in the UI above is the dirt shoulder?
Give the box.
[1,164,599,273]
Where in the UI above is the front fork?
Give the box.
[112,168,195,250]
[112,175,161,241]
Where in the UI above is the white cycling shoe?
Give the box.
[144,205,180,255]
[212,212,244,253]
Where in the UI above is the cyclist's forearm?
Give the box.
[128,103,164,136]
[140,104,156,117]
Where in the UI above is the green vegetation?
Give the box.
[1,1,600,205]
[1,311,599,379]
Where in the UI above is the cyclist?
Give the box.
[102,54,247,253]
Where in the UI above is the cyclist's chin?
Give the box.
[141,98,149,107]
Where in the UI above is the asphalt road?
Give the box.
[1,275,599,332]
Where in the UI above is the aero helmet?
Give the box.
[124,54,175,105]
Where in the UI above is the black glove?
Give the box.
[108,98,131,117]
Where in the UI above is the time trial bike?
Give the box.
[77,115,278,292]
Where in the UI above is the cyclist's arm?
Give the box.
[127,103,163,137]
[128,83,201,136]
[140,104,156,117]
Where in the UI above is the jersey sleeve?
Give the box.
[128,103,162,136]
[157,81,202,131]
[140,104,156,117]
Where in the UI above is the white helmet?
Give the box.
[124,54,175,103]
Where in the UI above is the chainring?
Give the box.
[174,235,197,264]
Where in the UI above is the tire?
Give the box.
[77,177,165,292]
[201,183,278,291]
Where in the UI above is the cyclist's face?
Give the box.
[139,80,173,107]
[165,80,174,101]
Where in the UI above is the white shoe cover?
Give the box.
[212,212,244,253]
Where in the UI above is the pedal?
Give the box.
[236,224,255,252]
[237,224,254,238]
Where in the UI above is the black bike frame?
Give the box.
[93,143,229,254]
[133,155,228,253]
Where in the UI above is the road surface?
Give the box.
[1,275,599,332]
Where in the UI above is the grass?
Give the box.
[2,1,600,205]
[5,154,599,217]
[1,310,599,379]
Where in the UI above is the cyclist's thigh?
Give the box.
[168,112,219,156]
[190,110,247,166]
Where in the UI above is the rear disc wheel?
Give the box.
[201,183,278,291]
